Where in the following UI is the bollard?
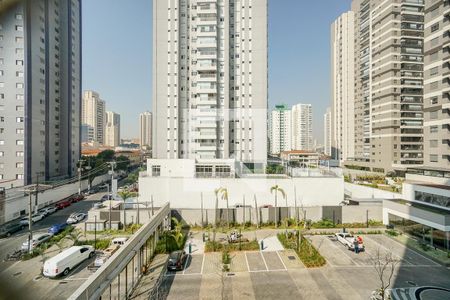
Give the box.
[260,240,264,251]
[189,242,192,254]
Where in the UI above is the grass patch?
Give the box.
[205,240,259,252]
[85,224,142,236]
[277,233,326,268]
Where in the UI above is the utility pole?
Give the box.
[78,159,85,195]
[34,175,39,214]
[106,161,115,230]
[28,190,32,253]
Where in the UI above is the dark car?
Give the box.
[167,250,187,271]
[48,223,68,235]
[0,223,23,238]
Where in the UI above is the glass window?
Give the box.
[151,165,161,177]
[430,154,438,162]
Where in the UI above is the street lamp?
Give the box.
[103,183,111,229]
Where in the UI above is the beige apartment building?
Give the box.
[331,11,355,162]
[82,91,106,145]
[348,0,425,174]
[423,0,450,169]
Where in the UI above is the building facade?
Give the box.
[82,90,105,145]
[139,111,152,148]
[349,0,425,173]
[269,104,291,155]
[423,0,450,169]
[152,0,268,171]
[0,0,81,187]
[104,111,120,148]
[324,107,332,157]
[291,103,313,151]
[331,11,355,161]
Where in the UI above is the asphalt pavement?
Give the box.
[0,188,107,265]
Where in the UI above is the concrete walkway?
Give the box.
[259,235,284,252]
[130,254,168,300]
[184,232,205,255]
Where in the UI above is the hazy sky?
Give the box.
[82,0,352,141]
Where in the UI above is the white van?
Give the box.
[43,245,95,278]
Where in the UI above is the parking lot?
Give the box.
[161,234,450,300]
[0,189,107,300]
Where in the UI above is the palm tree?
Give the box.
[118,190,138,231]
[64,229,84,246]
[218,187,230,229]
[170,217,184,249]
[212,188,221,250]
[270,185,286,228]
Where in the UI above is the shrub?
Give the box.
[311,219,335,229]
[386,229,399,237]
[75,239,111,250]
[205,240,259,252]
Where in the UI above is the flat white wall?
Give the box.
[405,173,450,186]
[139,176,344,209]
[2,174,109,224]
[146,159,196,178]
[402,182,450,202]
[345,183,402,200]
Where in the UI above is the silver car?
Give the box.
[21,233,53,251]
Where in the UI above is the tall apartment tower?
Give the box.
[331,11,355,161]
[291,103,313,151]
[351,0,425,173]
[82,90,105,145]
[269,104,291,155]
[152,0,268,170]
[139,111,152,148]
[104,111,120,148]
[0,0,81,187]
[324,108,332,157]
[423,0,450,169]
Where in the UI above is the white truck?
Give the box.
[43,245,95,277]
[335,232,365,252]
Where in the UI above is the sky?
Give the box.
[82,0,352,141]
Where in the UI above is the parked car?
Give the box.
[335,232,365,252]
[66,213,86,224]
[43,245,95,278]
[56,200,71,210]
[38,209,49,218]
[45,206,57,215]
[167,250,187,271]
[48,223,69,235]
[101,194,111,201]
[19,214,44,226]
[70,194,85,203]
[21,233,53,252]
[0,223,23,238]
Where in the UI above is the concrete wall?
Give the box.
[1,174,109,224]
[139,176,344,209]
[172,205,382,226]
[345,182,402,200]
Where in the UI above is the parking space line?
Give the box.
[244,252,250,272]
[182,255,191,275]
[327,237,361,266]
[276,251,287,271]
[259,251,269,271]
[248,269,286,273]
[200,254,205,275]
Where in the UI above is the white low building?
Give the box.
[138,159,344,209]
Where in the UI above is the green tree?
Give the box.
[97,149,115,162]
[170,217,184,248]
[217,187,230,229]
[64,229,84,246]
[115,155,130,171]
[270,185,286,228]
[118,190,138,231]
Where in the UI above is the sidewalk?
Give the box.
[130,254,168,300]
[184,231,205,255]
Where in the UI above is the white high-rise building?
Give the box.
[0,0,81,187]
[324,108,332,157]
[82,91,106,145]
[139,111,152,148]
[331,11,355,161]
[269,105,291,155]
[104,111,120,148]
[291,103,313,151]
[152,0,268,171]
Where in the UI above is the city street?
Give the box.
[0,188,106,266]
